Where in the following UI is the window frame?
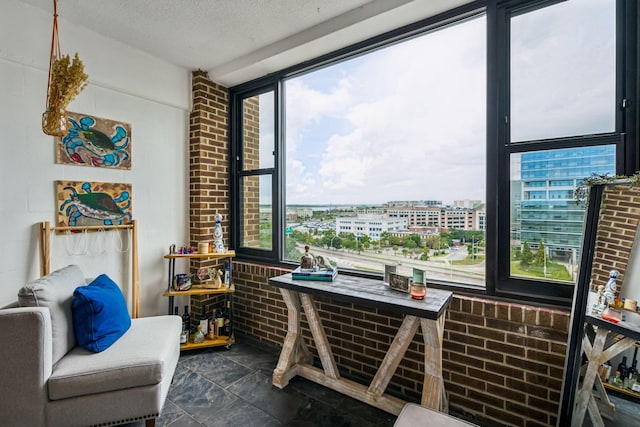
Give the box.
[489,0,636,304]
[230,0,637,307]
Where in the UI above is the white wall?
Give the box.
[0,0,191,316]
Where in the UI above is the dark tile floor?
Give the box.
[157,336,397,427]
[122,335,640,427]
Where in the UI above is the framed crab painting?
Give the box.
[55,111,131,170]
[56,180,132,227]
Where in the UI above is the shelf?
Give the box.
[164,250,236,259]
[180,334,235,351]
[163,285,235,297]
[165,249,235,351]
[603,382,640,399]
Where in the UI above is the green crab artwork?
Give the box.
[58,181,132,226]
[56,112,131,170]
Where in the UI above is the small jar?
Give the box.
[198,242,209,254]
[410,282,427,300]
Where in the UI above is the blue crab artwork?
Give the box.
[59,182,132,226]
[59,113,131,169]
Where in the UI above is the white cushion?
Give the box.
[48,315,181,401]
[18,265,86,364]
[394,404,478,427]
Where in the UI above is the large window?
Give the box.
[231,0,637,305]
[494,0,633,303]
[283,15,486,286]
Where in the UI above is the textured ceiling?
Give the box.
[19,0,472,86]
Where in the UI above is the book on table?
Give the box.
[292,266,338,281]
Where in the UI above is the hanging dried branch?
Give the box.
[48,53,88,111]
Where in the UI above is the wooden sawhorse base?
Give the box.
[272,288,448,416]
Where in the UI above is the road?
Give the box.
[301,244,485,286]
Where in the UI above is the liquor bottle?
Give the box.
[182,305,191,334]
[199,305,209,336]
[215,303,225,336]
[174,306,179,316]
[617,356,628,381]
[209,307,218,339]
[629,358,638,381]
[223,299,232,336]
[224,262,231,288]
[611,371,624,387]
[602,361,612,383]
[627,359,638,389]
[193,325,205,343]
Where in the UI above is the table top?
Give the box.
[269,273,452,320]
[585,310,640,342]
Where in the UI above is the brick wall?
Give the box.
[232,261,569,427]
[189,73,571,426]
[589,184,640,293]
[188,70,231,324]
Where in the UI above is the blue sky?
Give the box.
[273,0,614,206]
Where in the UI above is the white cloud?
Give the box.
[282,0,612,205]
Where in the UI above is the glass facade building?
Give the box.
[511,145,616,260]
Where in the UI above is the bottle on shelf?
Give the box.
[223,299,232,336]
[617,356,628,381]
[224,262,231,288]
[599,360,612,382]
[174,306,179,316]
[611,371,624,388]
[199,305,209,336]
[209,307,218,339]
[193,325,205,343]
[182,305,191,334]
[215,303,225,337]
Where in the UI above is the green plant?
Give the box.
[574,172,640,204]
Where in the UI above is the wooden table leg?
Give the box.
[572,323,637,427]
[572,328,608,427]
[368,315,420,398]
[273,288,311,388]
[300,293,340,379]
[271,286,448,416]
[421,315,446,411]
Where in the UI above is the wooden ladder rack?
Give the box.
[39,220,140,318]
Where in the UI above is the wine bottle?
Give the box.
[182,305,191,334]
[199,305,209,336]
[629,350,638,379]
[617,356,628,381]
[215,303,225,336]
[627,359,638,389]
[209,307,218,339]
[223,299,232,336]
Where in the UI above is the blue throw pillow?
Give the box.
[72,274,131,352]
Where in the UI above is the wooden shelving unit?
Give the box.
[163,250,235,351]
[603,382,640,399]
[179,334,236,351]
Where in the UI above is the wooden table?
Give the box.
[572,311,640,427]
[268,273,452,416]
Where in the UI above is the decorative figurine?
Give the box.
[315,254,332,270]
[301,245,315,269]
[603,269,620,306]
[213,213,225,253]
[591,284,607,316]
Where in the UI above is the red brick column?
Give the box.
[188,70,230,322]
